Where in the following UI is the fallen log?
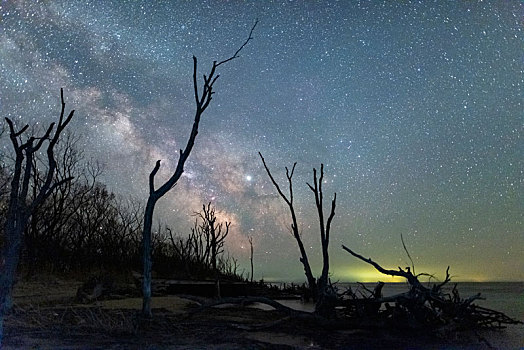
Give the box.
[341,244,523,330]
[181,295,348,329]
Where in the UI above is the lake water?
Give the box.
[269,282,524,349]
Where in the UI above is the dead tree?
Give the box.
[24,132,102,275]
[193,203,230,274]
[166,206,230,281]
[193,203,230,297]
[141,20,257,318]
[249,236,254,283]
[307,165,336,315]
[259,154,337,309]
[259,153,317,298]
[0,89,74,344]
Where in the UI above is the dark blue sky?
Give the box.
[1,0,522,281]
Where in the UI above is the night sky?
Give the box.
[1,1,522,282]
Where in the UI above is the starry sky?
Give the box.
[1,1,522,282]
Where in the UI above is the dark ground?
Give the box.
[3,279,516,349]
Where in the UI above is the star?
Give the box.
[0,0,521,282]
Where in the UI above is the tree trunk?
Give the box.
[249,237,254,283]
[307,166,336,315]
[295,234,317,297]
[0,222,24,342]
[141,196,157,318]
[258,153,318,299]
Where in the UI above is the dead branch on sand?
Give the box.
[341,244,522,330]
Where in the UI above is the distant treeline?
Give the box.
[0,131,243,281]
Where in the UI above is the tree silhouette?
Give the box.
[0,89,74,344]
[258,153,317,298]
[307,165,337,315]
[249,236,254,283]
[193,203,230,274]
[24,132,102,275]
[259,153,336,313]
[141,20,257,318]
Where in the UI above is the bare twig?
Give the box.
[216,19,258,67]
[401,234,415,275]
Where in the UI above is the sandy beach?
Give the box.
[4,279,522,349]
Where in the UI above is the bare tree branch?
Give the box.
[141,20,257,318]
[341,244,425,289]
[216,19,258,67]
[258,152,293,207]
[258,152,317,297]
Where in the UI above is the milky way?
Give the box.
[1,1,522,281]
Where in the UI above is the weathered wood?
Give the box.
[340,244,523,330]
[141,19,257,318]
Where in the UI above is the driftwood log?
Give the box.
[340,244,522,330]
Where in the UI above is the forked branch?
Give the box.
[258,152,317,295]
